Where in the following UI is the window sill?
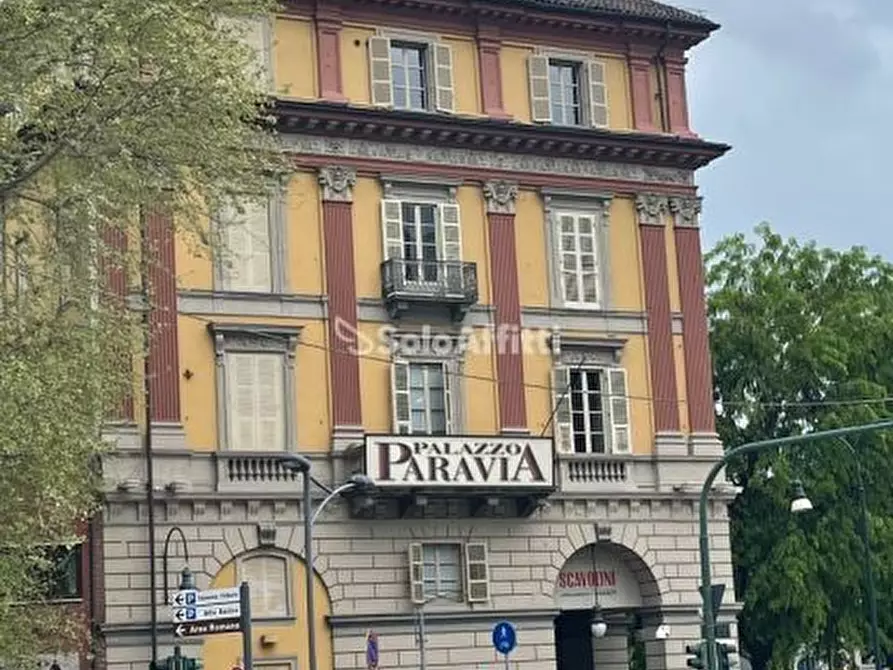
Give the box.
[249,615,296,625]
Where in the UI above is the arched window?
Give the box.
[238,553,291,619]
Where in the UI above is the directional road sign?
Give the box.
[175,617,242,638]
[492,621,517,655]
[172,603,242,623]
[171,587,241,607]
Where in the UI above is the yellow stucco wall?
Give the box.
[202,554,332,670]
[524,333,653,454]
[273,16,317,99]
[178,316,331,452]
[673,334,689,434]
[608,197,644,311]
[501,42,633,130]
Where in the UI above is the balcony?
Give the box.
[380,259,478,321]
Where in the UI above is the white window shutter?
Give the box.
[391,360,412,434]
[245,201,272,292]
[255,354,286,451]
[409,542,425,604]
[432,42,455,112]
[368,36,393,107]
[242,555,288,618]
[528,54,552,123]
[557,213,579,305]
[437,203,462,262]
[587,60,609,128]
[381,199,404,261]
[608,368,631,453]
[228,353,259,450]
[465,542,490,603]
[552,364,573,453]
[442,362,453,435]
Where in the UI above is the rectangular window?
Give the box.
[45,545,82,601]
[554,365,630,455]
[557,212,601,307]
[227,352,286,451]
[549,61,582,126]
[219,201,273,293]
[391,42,428,111]
[401,202,438,281]
[368,36,454,112]
[408,542,490,604]
[393,361,450,435]
[528,54,609,127]
[381,199,463,287]
[240,554,289,618]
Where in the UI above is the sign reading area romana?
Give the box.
[364,436,554,489]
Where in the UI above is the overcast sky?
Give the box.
[684,0,893,259]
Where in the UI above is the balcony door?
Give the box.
[402,202,439,283]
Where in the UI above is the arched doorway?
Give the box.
[202,548,334,670]
[553,542,661,670]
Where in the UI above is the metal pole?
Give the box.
[162,527,190,605]
[304,469,317,670]
[417,606,427,670]
[698,420,893,670]
[240,581,253,670]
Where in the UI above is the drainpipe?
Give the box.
[139,205,159,664]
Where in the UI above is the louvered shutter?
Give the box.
[557,213,579,304]
[368,36,393,106]
[220,205,245,290]
[441,362,453,435]
[528,55,552,123]
[243,555,288,618]
[255,354,285,451]
[244,201,272,292]
[465,542,490,603]
[392,360,412,434]
[409,542,425,604]
[381,199,403,261]
[436,202,461,291]
[228,353,259,450]
[607,368,631,453]
[432,43,455,112]
[587,60,609,128]
[552,364,573,453]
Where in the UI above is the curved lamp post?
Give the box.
[279,455,375,670]
[698,419,893,670]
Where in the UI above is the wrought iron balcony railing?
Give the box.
[380,259,478,320]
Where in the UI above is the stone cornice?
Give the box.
[274,99,730,173]
[283,0,717,50]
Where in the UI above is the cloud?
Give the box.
[685,0,893,258]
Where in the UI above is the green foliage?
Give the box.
[707,224,893,670]
[0,0,288,664]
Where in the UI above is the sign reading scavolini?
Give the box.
[364,436,554,488]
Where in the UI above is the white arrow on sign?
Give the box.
[172,603,242,623]
[171,587,241,607]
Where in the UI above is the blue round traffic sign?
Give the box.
[492,621,517,655]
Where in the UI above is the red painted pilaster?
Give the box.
[477,26,508,119]
[146,210,181,423]
[665,51,696,137]
[315,5,346,103]
[484,181,527,432]
[319,166,363,430]
[671,196,714,433]
[628,48,658,133]
[102,226,134,421]
[636,194,680,433]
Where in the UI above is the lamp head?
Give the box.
[348,473,376,491]
[591,609,608,639]
[279,454,312,474]
[655,624,671,640]
[790,479,813,514]
[179,566,196,590]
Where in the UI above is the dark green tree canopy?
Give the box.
[708,224,893,670]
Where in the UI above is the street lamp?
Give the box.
[698,420,893,670]
[789,480,813,514]
[279,456,376,670]
[591,608,608,639]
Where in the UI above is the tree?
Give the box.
[707,223,893,670]
[0,0,287,664]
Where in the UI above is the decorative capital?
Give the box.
[483,180,519,215]
[634,193,670,226]
[318,165,357,203]
[669,196,702,228]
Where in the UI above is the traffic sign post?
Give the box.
[492,621,517,670]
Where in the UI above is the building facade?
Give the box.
[98,1,737,670]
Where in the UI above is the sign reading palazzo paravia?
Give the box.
[365,436,554,489]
